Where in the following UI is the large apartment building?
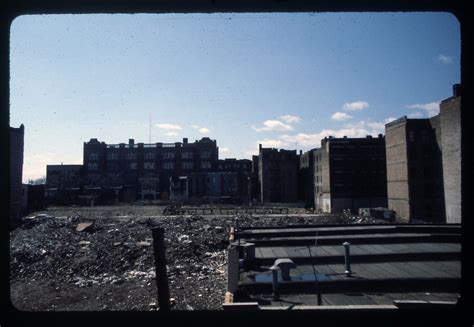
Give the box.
[258,144,300,203]
[385,84,461,223]
[314,135,387,213]
[82,137,218,199]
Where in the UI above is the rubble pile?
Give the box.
[10,209,386,311]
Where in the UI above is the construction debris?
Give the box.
[10,206,386,311]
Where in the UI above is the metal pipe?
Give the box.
[152,227,171,311]
[343,241,351,276]
[271,267,279,298]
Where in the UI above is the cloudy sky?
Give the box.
[10,12,460,182]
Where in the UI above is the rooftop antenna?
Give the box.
[149,114,151,144]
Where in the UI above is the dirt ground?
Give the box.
[10,205,384,311]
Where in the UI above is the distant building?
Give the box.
[385,84,461,223]
[22,184,45,214]
[314,135,387,213]
[82,137,218,200]
[258,144,299,203]
[46,164,83,188]
[251,155,260,202]
[47,136,256,204]
[187,171,250,203]
[299,149,318,207]
[10,124,24,228]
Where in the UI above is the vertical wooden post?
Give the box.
[152,227,170,311]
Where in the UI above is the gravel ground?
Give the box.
[10,206,386,311]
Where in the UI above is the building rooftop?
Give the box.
[225,224,460,310]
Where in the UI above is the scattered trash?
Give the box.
[10,206,368,311]
[76,222,93,232]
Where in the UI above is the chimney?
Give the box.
[366,135,372,138]
[183,138,188,144]
[259,144,262,151]
[453,84,461,97]
[299,150,302,155]
[129,139,134,145]
[378,133,383,138]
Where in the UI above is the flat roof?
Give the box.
[228,224,460,309]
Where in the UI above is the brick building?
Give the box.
[314,135,387,213]
[185,159,252,202]
[299,149,318,207]
[10,124,24,228]
[385,84,461,223]
[258,144,300,203]
[82,137,218,200]
[46,164,83,188]
[440,85,462,223]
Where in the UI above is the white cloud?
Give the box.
[257,138,286,148]
[407,111,425,119]
[384,117,397,124]
[253,120,293,132]
[245,149,258,157]
[437,54,453,64]
[165,132,179,136]
[255,119,389,150]
[191,125,211,134]
[280,114,301,124]
[221,147,231,154]
[331,112,353,121]
[155,123,182,130]
[198,127,211,134]
[342,101,369,111]
[406,101,440,117]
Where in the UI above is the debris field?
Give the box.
[10,206,387,311]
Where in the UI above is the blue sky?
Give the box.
[10,12,460,182]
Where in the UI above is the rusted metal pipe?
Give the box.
[152,227,170,311]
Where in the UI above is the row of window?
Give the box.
[87,161,213,171]
[89,151,213,161]
[218,164,248,170]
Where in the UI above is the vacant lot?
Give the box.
[10,205,379,311]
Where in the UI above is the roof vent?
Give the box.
[271,258,296,281]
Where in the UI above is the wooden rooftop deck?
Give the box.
[229,224,461,308]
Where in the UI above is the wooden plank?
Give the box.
[347,245,367,256]
[351,263,394,279]
[417,261,461,277]
[411,261,451,278]
[380,262,417,278]
[344,293,378,305]
[258,247,274,259]
[324,294,355,306]
[285,247,302,258]
[435,260,461,275]
[365,293,391,305]
[311,246,332,257]
[272,247,290,258]
[365,263,399,279]
[322,245,343,256]
[326,263,347,277]
[400,261,439,278]
[430,293,460,302]
[357,244,384,255]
